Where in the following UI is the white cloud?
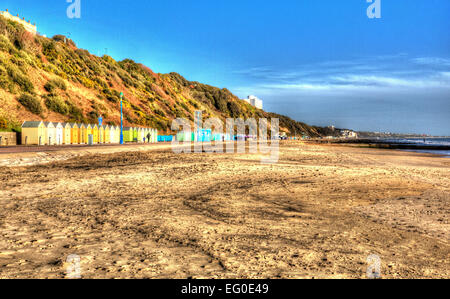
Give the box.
[231,55,450,96]
[412,57,450,66]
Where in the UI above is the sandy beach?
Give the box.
[0,141,448,279]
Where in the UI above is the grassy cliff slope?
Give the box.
[0,14,326,136]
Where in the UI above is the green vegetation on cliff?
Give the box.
[0,14,327,136]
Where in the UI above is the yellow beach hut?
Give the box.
[103,125,110,144]
[92,124,99,144]
[133,127,139,142]
[115,126,121,144]
[123,127,134,142]
[21,121,46,145]
[63,123,72,145]
[85,124,92,144]
[70,123,79,144]
[79,124,86,144]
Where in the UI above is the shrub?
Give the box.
[52,78,66,90]
[179,101,190,112]
[66,102,85,122]
[18,94,43,115]
[0,64,11,90]
[0,117,7,129]
[44,78,67,92]
[87,110,100,124]
[228,101,241,118]
[42,40,58,61]
[7,65,34,93]
[43,94,69,115]
[44,81,56,92]
[52,35,66,43]
[102,88,119,103]
[0,35,13,52]
[154,109,165,117]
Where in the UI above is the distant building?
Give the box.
[243,95,263,110]
[0,9,37,34]
[341,130,358,139]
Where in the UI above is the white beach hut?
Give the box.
[109,125,115,144]
[44,122,56,145]
[54,122,64,145]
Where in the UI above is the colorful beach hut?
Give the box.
[92,124,99,144]
[109,126,116,144]
[54,122,64,145]
[79,124,86,144]
[85,124,92,144]
[70,123,79,144]
[63,123,71,145]
[143,128,149,143]
[153,128,158,143]
[137,128,144,143]
[132,127,138,142]
[21,121,46,145]
[103,125,110,144]
[149,128,154,143]
[98,125,104,143]
[44,122,56,145]
[123,127,134,142]
[115,126,121,144]
[176,131,193,142]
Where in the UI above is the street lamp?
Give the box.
[120,92,124,145]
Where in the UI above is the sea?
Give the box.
[377,137,450,157]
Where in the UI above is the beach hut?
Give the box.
[85,124,92,144]
[149,128,154,143]
[104,125,110,144]
[54,122,64,145]
[143,128,149,143]
[21,121,46,145]
[98,125,104,143]
[136,128,141,143]
[63,123,72,145]
[132,127,138,142]
[176,131,193,142]
[92,124,99,144]
[109,126,116,144]
[115,126,121,144]
[153,129,158,143]
[44,122,56,145]
[146,128,151,143]
[137,128,144,143]
[123,127,134,142]
[109,126,115,144]
[70,123,79,144]
[142,128,147,143]
[79,124,86,144]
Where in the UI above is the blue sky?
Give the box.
[4,0,450,135]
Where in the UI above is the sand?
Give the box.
[0,141,448,279]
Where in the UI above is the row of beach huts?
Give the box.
[21,121,158,146]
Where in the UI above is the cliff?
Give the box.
[0,14,326,137]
